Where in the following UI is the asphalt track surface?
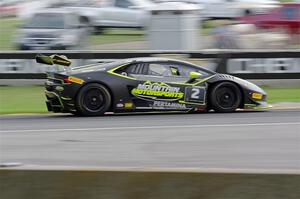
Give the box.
[0,109,299,170]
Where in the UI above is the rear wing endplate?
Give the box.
[35,54,71,66]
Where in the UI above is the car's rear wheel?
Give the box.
[76,83,111,116]
[209,82,242,113]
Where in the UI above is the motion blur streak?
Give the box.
[0,122,299,133]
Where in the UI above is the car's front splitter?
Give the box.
[244,101,272,110]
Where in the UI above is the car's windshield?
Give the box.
[23,14,65,29]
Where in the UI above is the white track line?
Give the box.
[1,122,300,133]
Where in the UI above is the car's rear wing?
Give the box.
[35,54,71,66]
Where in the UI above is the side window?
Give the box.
[148,63,172,76]
[147,62,209,78]
[115,0,133,8]
[116,63,148,76]
[177,65,195,78]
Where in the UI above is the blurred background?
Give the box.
[0,0,299,51]
[0,3,299,196]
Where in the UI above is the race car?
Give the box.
[36,54,269,116]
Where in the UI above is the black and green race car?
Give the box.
[36,54,269,116]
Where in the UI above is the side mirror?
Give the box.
[189,71,202,80]
[36,54,71,66]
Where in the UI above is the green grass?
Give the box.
[0,18,22,50]
[0,86,299,114]
[0,86,47,114]
[88,28,145,46]
[262,87,300,104]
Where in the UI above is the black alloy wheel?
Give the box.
[209,82,242,113]
[76,83,111,116]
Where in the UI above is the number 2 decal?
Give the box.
[185,87,206,103]
[191,88,200,99]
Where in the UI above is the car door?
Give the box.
[121,61,209,111]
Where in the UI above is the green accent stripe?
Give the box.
[107,66,215,83]
[107,63,136,80]
[61,97,72,101]
[185,108,195,113]
[179,100,205,105]
[170,74,215,86]
[193,75,216,85]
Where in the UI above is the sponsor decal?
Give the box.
[124,102,133,108]
[131,81,184,101]
[152,101,187,109]
[252,92,263,100]
[66,76,84,85]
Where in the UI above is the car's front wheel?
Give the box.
[76,83,111,116]
[209,82,242,113]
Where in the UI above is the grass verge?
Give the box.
[88,28,145,46]
[0,86,47,114]
[0,18,22,50]
[263,87,300,104]
[0,86,299,114]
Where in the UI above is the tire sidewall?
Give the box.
[76,83,111,116]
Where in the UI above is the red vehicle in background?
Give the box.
[238,3,300,35]
[0,0,19,18]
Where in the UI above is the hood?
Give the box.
[208,74,266,95]
[235,77,266,95]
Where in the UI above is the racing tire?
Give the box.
[76,83,111,116]
[209,82,242,113]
